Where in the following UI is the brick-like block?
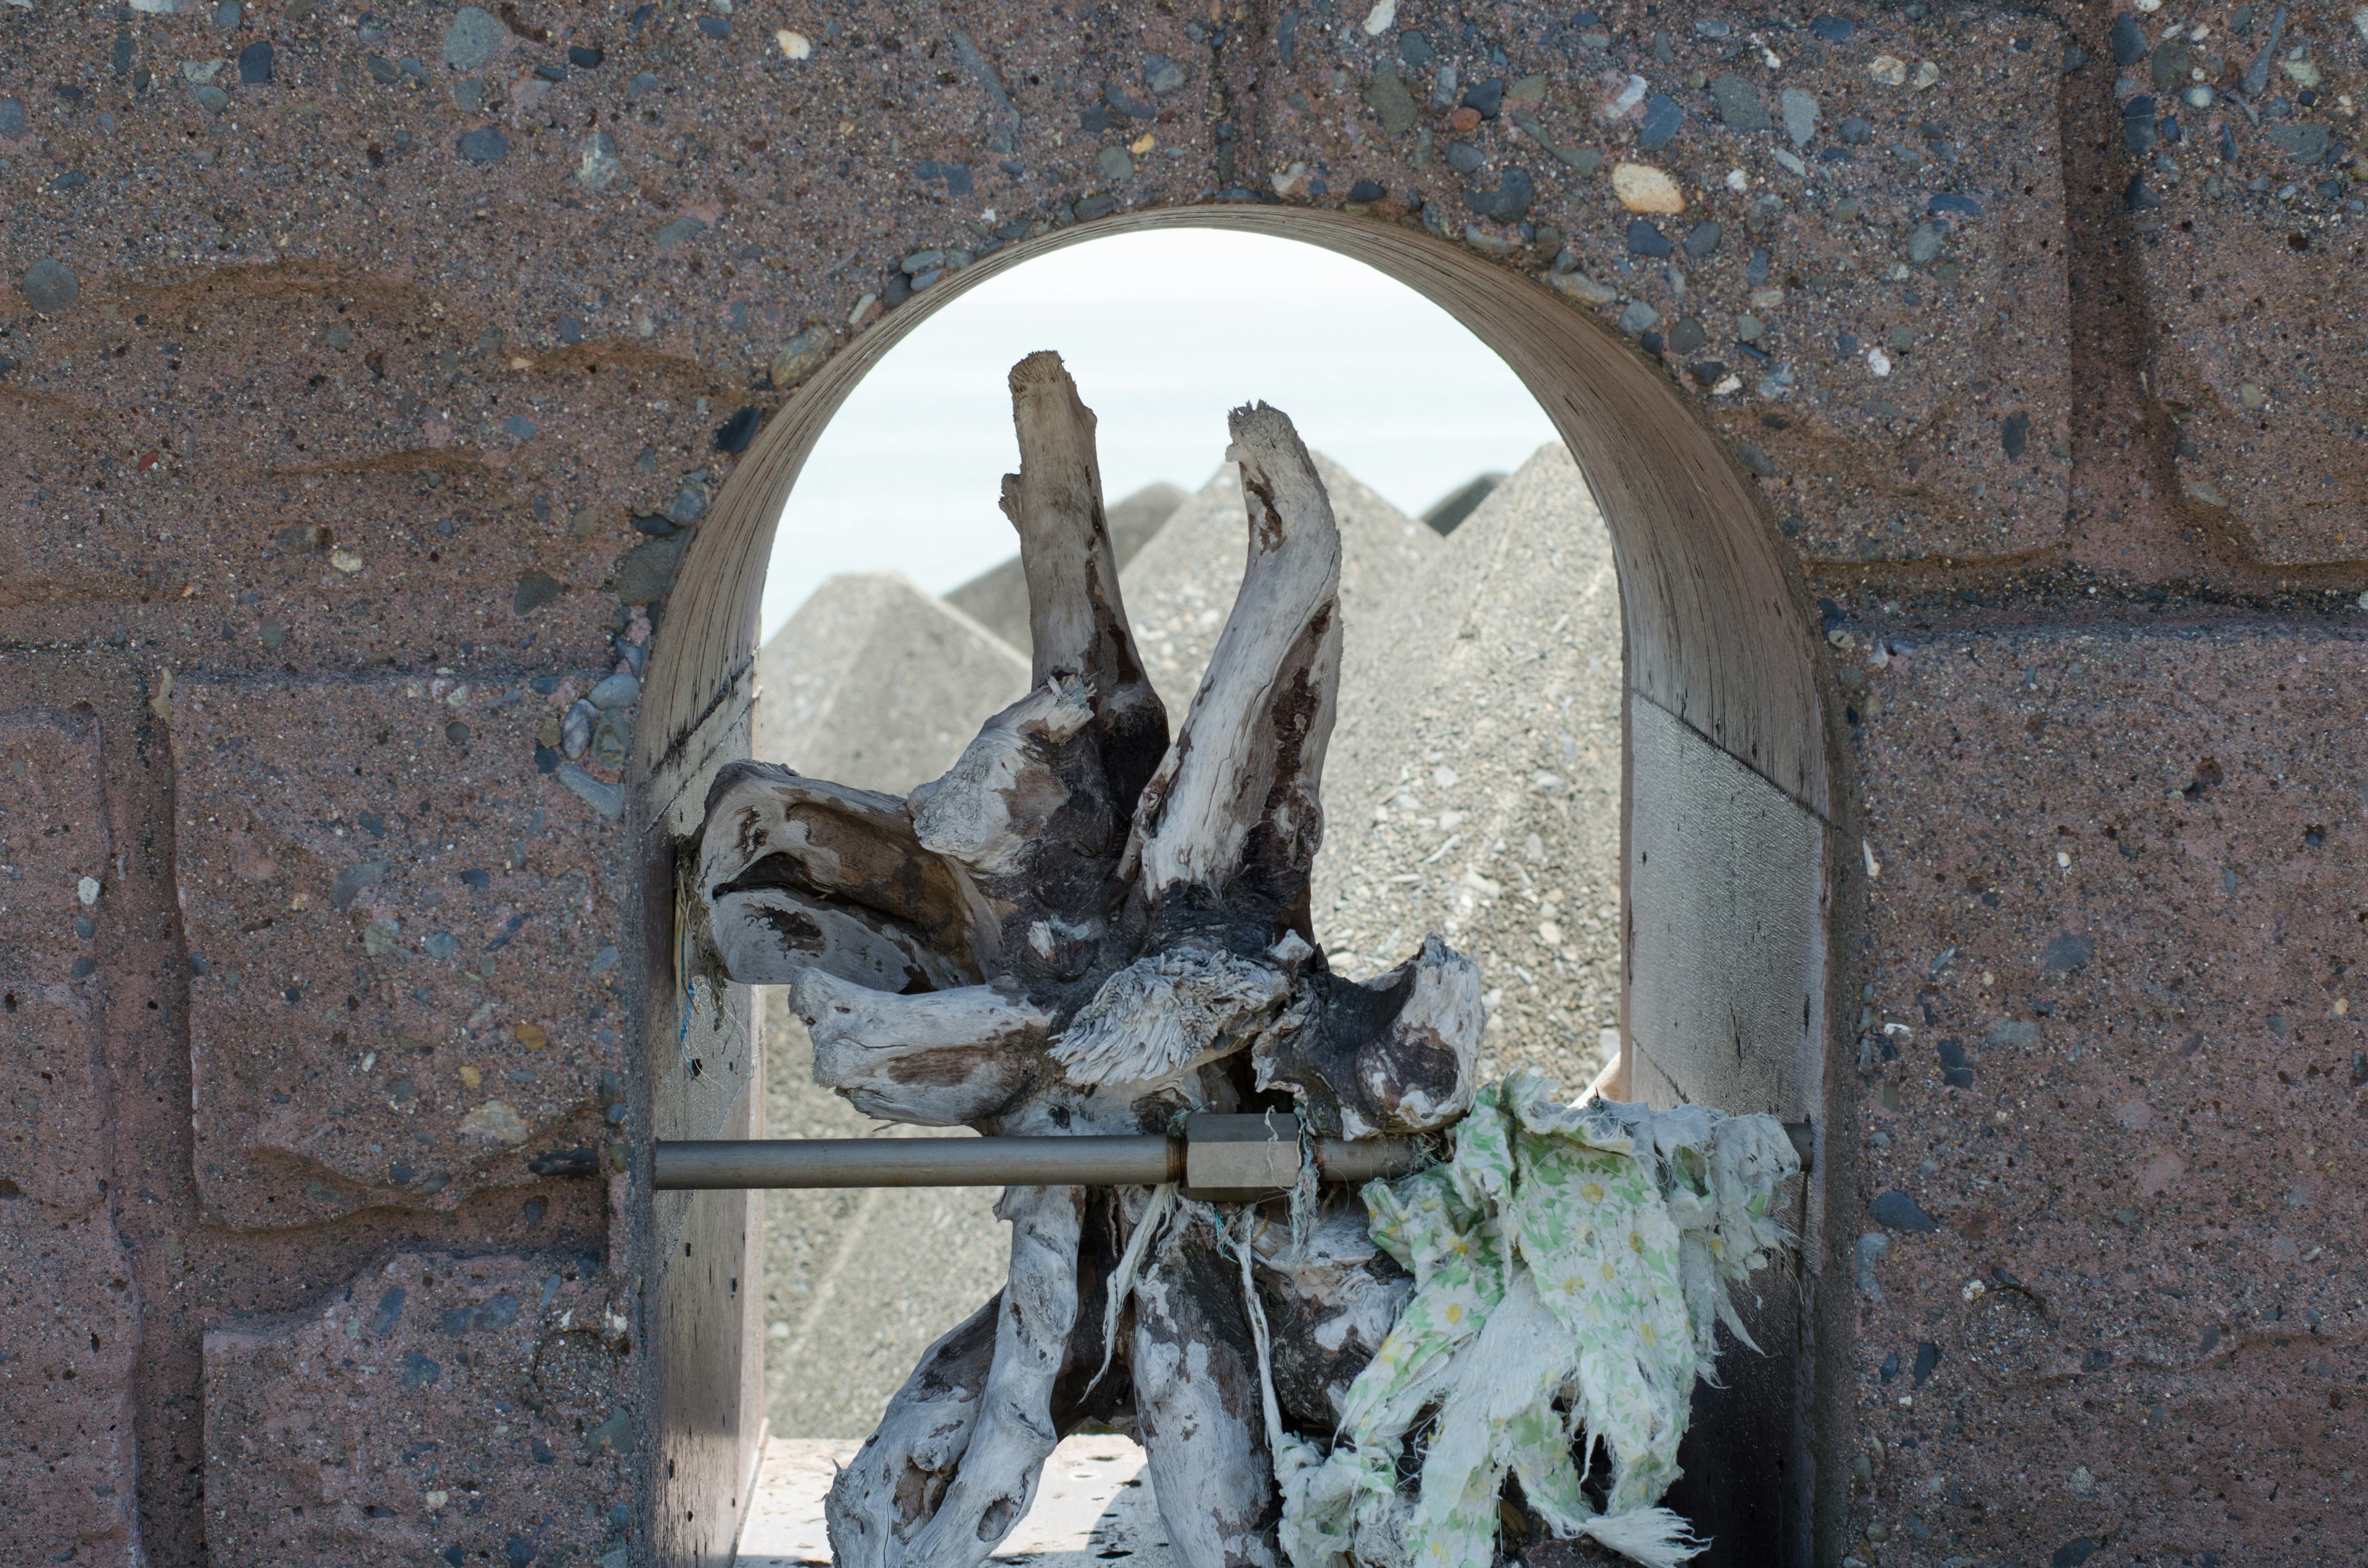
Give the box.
[0,708,141,1563]
[2140,216,2366,564]
[1252,1,2071,564]
[173,675,630,1230]
[0,266,708,667]
[204,1252,631,1568]
[0,1211,141,1566]
[1845,621,2368,1562]
[0,710,112,1208]
[0,0,1230,654]
[2097,4,2366,564]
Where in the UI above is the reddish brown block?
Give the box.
[0,709,141,1564]
[0,710,113,1209]
[204,1250,631,1568]
[1845,620,2368,1562]
[0,1211,141,1567]
[2139,208,2367,565]
[172,675,630,1230]
[0,270,694,669]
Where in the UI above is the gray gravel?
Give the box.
[1119,453,1441,718]
[753,570,1029,794]
[1312,443,1624,1091]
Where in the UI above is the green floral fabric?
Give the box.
[1275,1073,1799,1568]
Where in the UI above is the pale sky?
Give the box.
[760,229,1562,642]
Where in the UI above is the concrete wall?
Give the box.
[1627,694,1836,1561]
[2,1,2361,1565]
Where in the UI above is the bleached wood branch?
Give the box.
[1051,946,1292,1086]
[824,1294,1003,1568]
[897,1183,1087,1563]
[698,367,1494,1568]
[1256,935,1486,1139]
[1132,1214,1285,1567]
[697,760,999,985]
[1132,404,1343,943]
[909,678,1096,880]
[1248,1200,1413,1430]
[792,969,1053,1128]
[1000,350,1170,812]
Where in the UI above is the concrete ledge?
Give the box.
[736,1435,1172,1566]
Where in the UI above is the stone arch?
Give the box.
[637,209,1846,1565]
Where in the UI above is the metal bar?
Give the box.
[1314,1135,1432,1184]
[652,1123,1437,1192]
[654,1135,1178,1190]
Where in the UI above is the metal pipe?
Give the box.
[652,1122,1436,1192]
[654,1135,1178,1190]
[1314,1135,1431,1184]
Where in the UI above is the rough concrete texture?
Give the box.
[944,480,1189,654]
[1249,2,2075,567]
[2116,16,2368,566]
[0,710,114,1210]
[1314,445,1625,1089]
[203,1249,631,1567]
[1843,619,2368,1565]
[1120,454,1441,715]
[172,675,630,1230]
[0,1210,142,1566]
[752,572,1030,795]
[0,0,2361,1561]
[0,708,142,1566]
[755,990,1010,1442]
[0,664,611,1567]
[0,257,678,671]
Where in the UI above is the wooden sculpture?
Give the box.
[696,353,1485,1568]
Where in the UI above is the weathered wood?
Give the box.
[906,676,1133,977]
[697,363,1491,1567]
[1051,945,1293,1086]
[824,1292,1003,1567]
[1132,403,1343,945]
[1048,1184,1135,1432]
[1255,934,1486,1139]
[698,760,997,988]
[1000,350,1170,815]
[792,970,1051,1128]
[1249,1198,1415,1431]
[1132,1213,1285,1568]
[909,679,1097,881]
[899,1183,1087,1562]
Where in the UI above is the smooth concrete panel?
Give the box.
[649,989,761,1568]
[1625,691,1835,1568]
[643,729,765,1568]
[1626,693,1830,1124]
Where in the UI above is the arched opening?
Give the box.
[638,208,1844,1567]
[744,230,1617,1448]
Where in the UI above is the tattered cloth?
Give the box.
[1273,1073,1800,1568]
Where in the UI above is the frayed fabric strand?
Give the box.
[1270,1072,1799,1568]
